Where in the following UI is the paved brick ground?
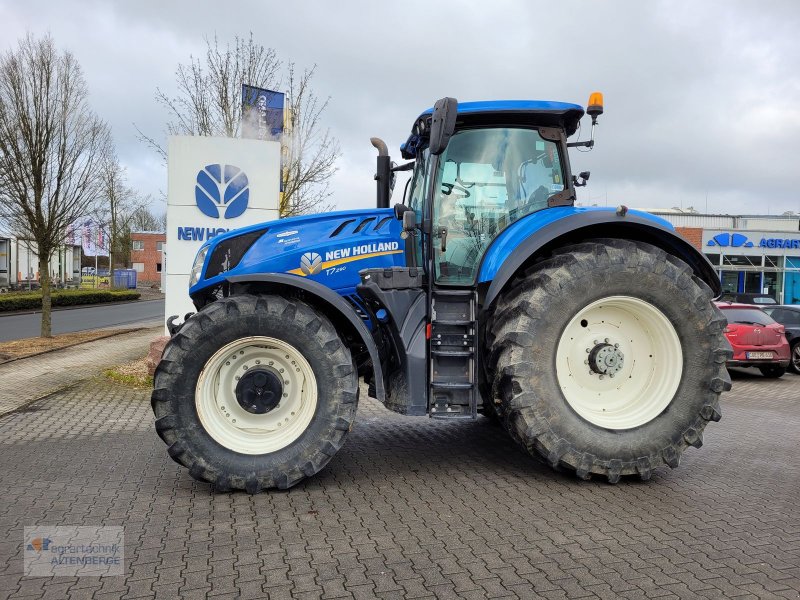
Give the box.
[0,369,799,599]
[0,327,161,416]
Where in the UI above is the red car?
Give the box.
[716,302,791,378]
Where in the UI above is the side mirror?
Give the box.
[428,97,458,156]
[402,209,416,233]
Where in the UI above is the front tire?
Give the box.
[151,294,358,493]
[487,239,732,482]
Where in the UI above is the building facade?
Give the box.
[646,211,800,304]
[130,231,165,286]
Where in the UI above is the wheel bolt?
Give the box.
[255,360,261,364]
[599,375,604,380]
[614,343,619,349]
[283,393,288,398]
[604,338,609,343]
[279,368,284,373]
[284,380,289,385]
[225,361,230,366]
[243,365,248,370]
[586,348,591,353]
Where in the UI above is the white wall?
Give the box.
[165,136,281,330]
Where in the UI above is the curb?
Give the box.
[0,381,82,420]
[0,326,158,366]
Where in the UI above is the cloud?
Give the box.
[2,0,799,216]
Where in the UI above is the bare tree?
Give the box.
[129,205,165,232]
[138,33,339,217]
[96,154,148,270]
[0,33,111,336]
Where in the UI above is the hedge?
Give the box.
[0,289,141,312]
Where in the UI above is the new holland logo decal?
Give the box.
[299,252,323,275]
[289,242,402,276]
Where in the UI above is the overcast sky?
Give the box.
[1,0,799,216]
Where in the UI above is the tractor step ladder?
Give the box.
[429,289,478,420]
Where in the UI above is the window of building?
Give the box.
[704,253,720,266]
[132,262,144,273]
[765,255,780,269]
[156,241,164,251]
[132,240,144,251]
[722,254,760,268]
[156,263,162,272]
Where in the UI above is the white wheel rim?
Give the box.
[556,296,683,430]
[195,336,317,454]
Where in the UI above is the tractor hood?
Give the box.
[190,207,405,296]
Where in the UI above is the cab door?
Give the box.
[429,127,566,285]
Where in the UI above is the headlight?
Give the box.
[190,246,209,286]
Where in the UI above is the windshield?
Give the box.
[432,127,565,284]
[720,307,776,326]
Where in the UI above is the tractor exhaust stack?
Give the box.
[371,137,391,209]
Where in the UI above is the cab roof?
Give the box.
[403,100,585,158]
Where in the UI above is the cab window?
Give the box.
[432,128,565,284]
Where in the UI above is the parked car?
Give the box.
[715,302,790,377]
[761,305,800,374]
[719,292,778,306]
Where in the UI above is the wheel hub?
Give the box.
[588,341,624,376]
[235,367,283,414]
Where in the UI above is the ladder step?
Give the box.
[431,381,473,390]
[432,289,473,296]
[432,350,473,357]
[430,412,475,420]
[432,319,475,326]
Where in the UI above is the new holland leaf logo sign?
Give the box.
[195,164,249,219]
[706,233,754,248]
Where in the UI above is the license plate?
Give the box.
[747,352,773,359]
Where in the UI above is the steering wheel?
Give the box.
[441,181,471,198]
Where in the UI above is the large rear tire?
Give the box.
[151,294,358,493]
[486,239,732,482]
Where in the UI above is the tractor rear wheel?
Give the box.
[151,294,358,493]
[486,239,731,482]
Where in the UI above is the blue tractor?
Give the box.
[152,95,731,492]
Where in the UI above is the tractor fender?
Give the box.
[479,208,721,309]
[224,272,386,402]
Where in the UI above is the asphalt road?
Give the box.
[0,299,164,341]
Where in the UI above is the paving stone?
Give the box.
[0,368,798,599]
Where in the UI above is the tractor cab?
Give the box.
[391,98,600,287]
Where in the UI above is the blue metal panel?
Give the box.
[417,100,584,118]
[478,206,675,284]
[190,208,406,296]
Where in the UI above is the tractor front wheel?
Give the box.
[151,294,358,493]
[487,239,731,482]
